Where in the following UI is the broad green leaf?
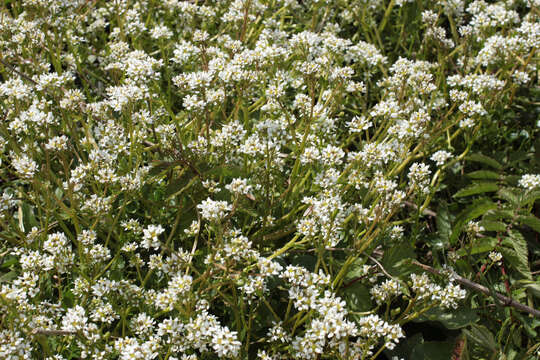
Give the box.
[517,280,540,298]
[519,215,540,234]
[410,337,455,360]
[202,165,245,179]
[450,199,497,244]
[166,174,198,199]
[466,153,503,170]
[454,182,498,198]
[513,312,538,339]
[508,149,529,164]
[381,242,417,277]
[291,254,317,272]
[467,170,500,180]
[387,333,423,360]
[410,339,425,360]
[420,341,455,360]
[463,324,497,353]
[508,230,529,265]
[0,271,17,283]
[0,256,17,269]
[500,247,531,280]
[520,189,540,206]
[479,220,507,232]
[456,237,497,256]
[342,257,368,282]
[500,232,531,280]
[436,203,452,242]
[497,188,521,206]
[149,160,179,176]
[419,307,479,329]
[342,282,372,313]
[483,209,515,222]
[21,203,39,230]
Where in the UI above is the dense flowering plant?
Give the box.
[0,0,538,359]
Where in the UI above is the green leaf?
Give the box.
[342,257,367,282]
[165,174,197,199]
[342,282,372,313]
[466,153,503,170]
[520,190,540,206]
[508,230,528,261]
[483,209,515,222]
[54,187,64,201]
[497,188,521,206]
[149,160,178,176]
[381,242,417,277]
[463,324,497,353]
[420,341,456,360]
[387,333,423,360]
[516,280,540,298]
[450,199,497,244]
[0,256,17,269]
[467,170,500,180]
[519,215,540,234]
[419,307,479,329]
[291,254,317,272]
[500,247,531,280]
[513,312,538,339]
[202,165,245,179]
[456,237,497,256]
[409,337,455,360]
[21,203,38,230]
[478,220,507,232]
[454,182,499,198]
[0,271,17,283]
[436,203,452,242]
[501,231,531,280]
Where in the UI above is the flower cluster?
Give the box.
[518,174,540,191]
[0,0,535,358]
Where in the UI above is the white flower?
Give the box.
[430,150,452,166]
[466,221,484,236]
[150,24,173,40]
[131,313,155,335]
[44,232,69,255]
[142,224,165,250]
[211,327,241,358]
[106,83,148,111]
[518,174,540,191]
[11,153,38,179]
[62,305,87,332]
[488,251,502,263]
[225,178,252,196]
[0,78,31,100]
[408,162,431,193]
[370,279,402,305]
[45,135,69,151]
[347,115,372,133]
[197,198,232,222]
[192,29,209,42]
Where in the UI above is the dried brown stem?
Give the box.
[412,261,540,318]
[32,328,77,336]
